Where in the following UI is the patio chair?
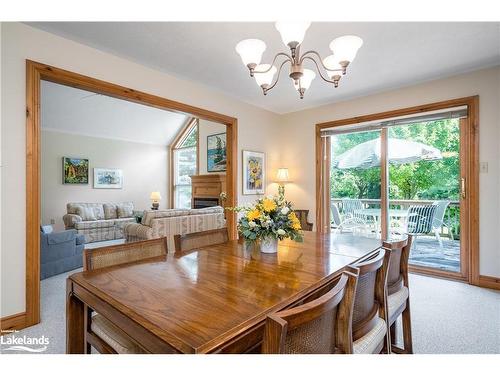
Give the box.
[393,204,437,252]
[431,200,453,247]
[332,202,368,235]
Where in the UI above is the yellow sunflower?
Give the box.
[247,209,261,222]
[262,198,277,212]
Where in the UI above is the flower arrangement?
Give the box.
[228,186,303,245]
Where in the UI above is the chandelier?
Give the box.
[235,22,363,99]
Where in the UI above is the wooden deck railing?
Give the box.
[331,198,460,238]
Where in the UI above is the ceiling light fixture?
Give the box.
[235,22,363,99]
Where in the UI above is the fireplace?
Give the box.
[190,174,226,209]
[193,197,220,209]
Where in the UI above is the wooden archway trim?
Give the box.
[24,60,238,329]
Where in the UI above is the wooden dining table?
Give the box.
[66,232,382,354]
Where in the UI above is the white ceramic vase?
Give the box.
[260,236,278,253]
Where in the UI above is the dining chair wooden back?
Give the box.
[83,238,168,271]
[82,238,168,354]
[261,269,359,354]
[174,228,228,255]
[294,210,314,231]
[347,248,391,354]
[383,235,414,354]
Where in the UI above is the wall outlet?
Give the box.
[50,219,56,225]
[480,162,488,173]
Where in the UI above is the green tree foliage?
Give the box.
[331,119,460,201]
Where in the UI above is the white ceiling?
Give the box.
[30,22,500,114]
[41,80,188,145]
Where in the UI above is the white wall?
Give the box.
[198,119,227,175]
[1,22,282,318]
[42,130,167,231]
[280,66,500,278]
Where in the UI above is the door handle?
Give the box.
[461,177,466,199]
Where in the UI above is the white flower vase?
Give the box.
[260,236,278,254]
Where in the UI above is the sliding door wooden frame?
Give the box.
[21,60,238,330]
[315,96,487,288]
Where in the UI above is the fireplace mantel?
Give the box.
[190,174,226,209]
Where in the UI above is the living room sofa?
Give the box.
[63,202,137,243]
[123,206,226,251]
[40,228,85,279]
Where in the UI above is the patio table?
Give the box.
[354,208,408,235]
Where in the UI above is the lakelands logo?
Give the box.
[1,331,49,353]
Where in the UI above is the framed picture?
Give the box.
[93,168,123,189]
[63,157,89,184]
[242,150,265,195]
[207,132,227,172]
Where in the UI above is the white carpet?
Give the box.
[2,271,499,354]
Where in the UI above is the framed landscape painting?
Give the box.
[63,157,89,184]
[242,150,265,195]
[207,132,227,172]
[93,168,123,189]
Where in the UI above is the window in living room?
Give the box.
[172,119,199,208]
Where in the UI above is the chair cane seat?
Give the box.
[388,286,409,322]
[353,317,387,354]
[91,314,146,354]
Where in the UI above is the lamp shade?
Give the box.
[150,191,161,201]
[322,55,343,79]
[254,64,277,87]
[329,35,363,63]
[235,39,266,66]
[276,168,290,183]
[275,21,311,47]
[293,69,316,90]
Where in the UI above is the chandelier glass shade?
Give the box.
[235,22,363,99]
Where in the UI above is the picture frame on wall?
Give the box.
[242,150,265,195]
[93,168,123,189]
[62,157,89,184]
[207,132,227,172]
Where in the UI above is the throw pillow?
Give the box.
[117,202,134,218]
[76,206,97,221]
[93,205,105,220]
[103,203,118,219]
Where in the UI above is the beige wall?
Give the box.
[1,22,498,319]
[41,130,168,231]
[198,119,227,175]
[280,66,500,278]
[1,22,282,318]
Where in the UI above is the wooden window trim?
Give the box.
[24,60,238,331]
[315,96,490,289]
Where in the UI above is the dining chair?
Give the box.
[346,248,391,354]
[174,228,228,255]
[82,238,168,354]
[294,209,314,231]
[261,269,359,354]
[383,235,414,354]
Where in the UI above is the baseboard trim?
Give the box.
[478,275,500,290]
[0,312,27,334]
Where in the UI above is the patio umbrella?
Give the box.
[332,138,442,169]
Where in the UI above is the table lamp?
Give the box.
[276,168,292,195]
[150,191,161,210]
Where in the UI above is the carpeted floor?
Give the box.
[2,270,499,354]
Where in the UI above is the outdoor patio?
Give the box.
[409,235,460,273]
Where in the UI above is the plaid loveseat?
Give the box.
[63,202,137,243]
[123,206,226,252]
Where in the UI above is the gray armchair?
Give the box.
[40,228,85,279]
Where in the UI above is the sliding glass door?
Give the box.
[325,110,468,279]
[387,119,462,274]
[331,130,382,237]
